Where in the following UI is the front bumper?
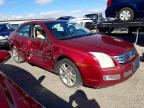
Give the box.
[79,56,140,88]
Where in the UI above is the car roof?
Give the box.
[0,23,10,25]
[23,19,68,24]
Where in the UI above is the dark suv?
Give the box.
[105,0,144,21]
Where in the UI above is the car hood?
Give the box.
[59,34,134,56]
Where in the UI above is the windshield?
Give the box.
[0,24,14,31]
[85,14,98,20]
[85,14,104,23]
[45,21,93,40]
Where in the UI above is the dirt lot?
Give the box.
[0,34,144,108]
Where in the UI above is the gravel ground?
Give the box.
[0,44,144,108]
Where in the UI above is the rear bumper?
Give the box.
[79,56,140,88]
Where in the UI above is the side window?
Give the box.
[33,24,46,40]
[16,25,31,37]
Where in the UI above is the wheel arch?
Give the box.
[54,55,84,83]
[54,55,78,73]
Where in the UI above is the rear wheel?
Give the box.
[11,46,24,63]
[118,7,134,21]
[57,58,83,88]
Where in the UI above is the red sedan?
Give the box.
[9,20,140,88]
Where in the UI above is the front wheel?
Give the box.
[11,46,24,63]
[118,7,134,21]
[57,58,83,88]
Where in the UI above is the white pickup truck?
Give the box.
[57,16,95,30]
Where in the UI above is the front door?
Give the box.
[27,23,53,70]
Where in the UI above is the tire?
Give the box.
[11,46,24,63]
[56,58,83,88]
[118,7,134,21]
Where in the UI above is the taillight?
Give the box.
[107,0,112,7]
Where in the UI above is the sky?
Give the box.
[0,0,107,20]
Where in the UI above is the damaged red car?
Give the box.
[9,20,140,88]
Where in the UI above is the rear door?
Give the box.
[14,24,32,60]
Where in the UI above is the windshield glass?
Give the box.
[0,24,14,31]
[0,25,9,31]
[85,14,98,20]
[45,21,93,40]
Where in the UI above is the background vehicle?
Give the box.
[0,23,15,37]
[0,23,15,50]
[57,16,95,30]
[0,50,11,64]
[84,13,104,24]
[0,50,45,108]
[11,24,19,29]
[105,0,144,21]
[96,18,144,35]
[9,20,139,88]
[0,73,45,108]
[57,16,75,21]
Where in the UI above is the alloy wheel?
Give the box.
[119,10,131,21]
[59,63,77,87]
[12,47,19,62]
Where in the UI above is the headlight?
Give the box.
[89,52,115,68]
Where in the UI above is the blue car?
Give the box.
[105,0,144,21]
[0,23,15,50]
[0,23,15,37]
